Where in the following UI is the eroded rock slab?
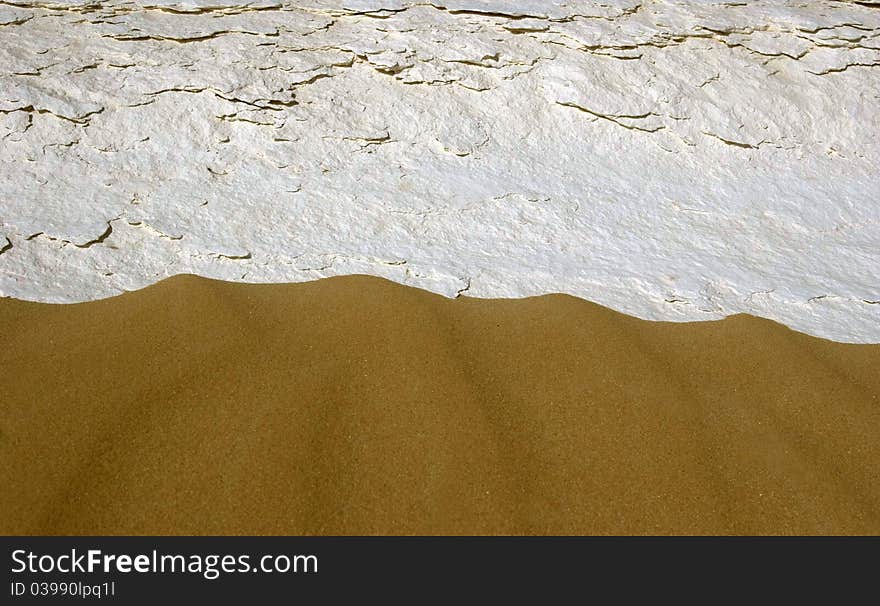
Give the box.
[1,0,878,342]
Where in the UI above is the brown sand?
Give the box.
[1,274,878,535]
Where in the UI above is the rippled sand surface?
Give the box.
[2,275,878,534]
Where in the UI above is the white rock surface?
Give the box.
[0,0,878,342]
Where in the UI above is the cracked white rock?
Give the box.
[0,0,878,343]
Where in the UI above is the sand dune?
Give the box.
[1,275,878,535]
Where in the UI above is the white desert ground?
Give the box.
[0,0,878,534]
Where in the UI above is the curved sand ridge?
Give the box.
[2,275,879,534]
[0,1,878,342]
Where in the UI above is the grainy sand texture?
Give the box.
[2,275,878,535]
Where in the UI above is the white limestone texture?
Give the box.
[0,0,878,342]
